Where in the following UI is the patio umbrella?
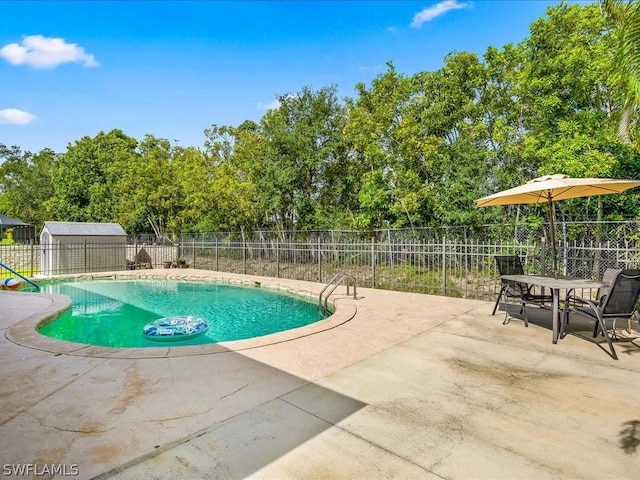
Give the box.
[475,174,640,274]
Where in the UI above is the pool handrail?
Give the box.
[319,272,356,313]
[0,261,40,291]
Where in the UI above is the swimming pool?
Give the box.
[38,278,329,348]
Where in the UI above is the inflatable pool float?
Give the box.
[142,316,209,341]
[3,277,23,290]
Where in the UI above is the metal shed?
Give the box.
[40,222,128,276]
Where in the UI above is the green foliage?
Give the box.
[602,0,640,148]
[6,2,640,235]
[49,129,139,224]
[374,265,462,297]
[0,144,55,230]
[0,234,16,246]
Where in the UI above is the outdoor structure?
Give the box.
[39,221,128,276]
[0,213,35,244]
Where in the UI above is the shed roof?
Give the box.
[0,213,29,227]
[42,222,127,236]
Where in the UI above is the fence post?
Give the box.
[371,237,376,288]
[561,221,567,276]
[215,240,219,271]
[192,237,196,268]
[317,237,322,282]
[276,238,280,278]
[84,239,87,273]
[441,235,446,295]
[243,238,247,274]
[540,237,547,276]
[30,239,34,277]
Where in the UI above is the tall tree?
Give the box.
[409,52,490,227]
[203,122,262,232]
[252,85,348,231]
[479,43,533,197]
[344,63,414,228]
[112,134,182,234]
[517,1,640,222]
[50,129,139,223]
[601,0,640,148]
[0,144,55,229]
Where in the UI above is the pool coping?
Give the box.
[5,269,358,359]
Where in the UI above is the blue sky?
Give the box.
[1,0,571,154]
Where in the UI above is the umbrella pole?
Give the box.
[547,195,558,277]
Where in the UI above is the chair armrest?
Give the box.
[566,294,599,311]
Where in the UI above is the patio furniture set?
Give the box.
[493,255,640,360]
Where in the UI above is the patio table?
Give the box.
[500,274,608,344]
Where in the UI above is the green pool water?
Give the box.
[38,279,328,347]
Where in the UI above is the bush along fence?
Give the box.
[1,221,640,301]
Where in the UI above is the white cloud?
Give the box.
[257,99,281,111]
[258,94,301,111]
[0,35,100,69]
[0,108,37,125]
[411,0,469,28]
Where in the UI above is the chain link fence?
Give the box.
[2,221,640,300]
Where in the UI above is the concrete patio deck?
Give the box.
[1,269,640,479]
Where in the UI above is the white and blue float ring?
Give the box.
[142,316,209,341]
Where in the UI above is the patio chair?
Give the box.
[597,268,622,300]
[492,255,552,326]
[564,268,620,320]
[597,268,638,334]
[561,269,640,360]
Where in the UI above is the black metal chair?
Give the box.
[561,269,640,360]
[563,268,620,328]
[492,255,552,326]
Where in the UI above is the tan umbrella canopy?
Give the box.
[475,174,640,207]
[475,174,640,274]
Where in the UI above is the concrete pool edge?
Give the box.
[5,269,359,359]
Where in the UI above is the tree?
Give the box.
[344,63,415,228]
[0,144,55,229]
[408,52,491,228]
[50,130,139,223]
[112,134,183,234]
[203,122,262,232]
[601,0,640,148]
[515,1,640,223]
[207,162,257,233]
[479,44,534,197]
[250,85,349,231]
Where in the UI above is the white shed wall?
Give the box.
[40,228,127,276]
